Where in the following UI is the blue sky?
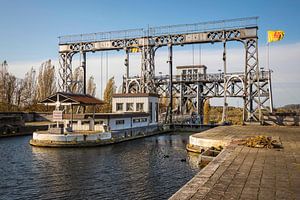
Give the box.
[0,0,299,106]
[0,0,299,61]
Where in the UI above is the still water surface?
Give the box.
[0,132,200,200]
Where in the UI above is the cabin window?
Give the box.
[116,103,123,111]
[133,118,140,123]
[141,118,147,122]
[126,103,134,111]
[136,103,144,112]
[116,120,124,125]
[133,118,147,123]
[95,120,104,125]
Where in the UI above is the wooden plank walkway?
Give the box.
[170,126,300,200]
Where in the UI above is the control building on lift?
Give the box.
[176,65,207,117]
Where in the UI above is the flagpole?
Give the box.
[267,42,270,70]
[266,30,285,113]
[267,41,273,112]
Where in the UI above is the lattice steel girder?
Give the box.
[154,70,271,117]
[154,71,269,97]
[141,46,156,93]
[59,52,74,92]
[243,38,261,122]
[58,27,258,53]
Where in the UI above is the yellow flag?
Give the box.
[130,47,140,53]
[268,30,285,43]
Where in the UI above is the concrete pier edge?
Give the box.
[169,125,300,200]
[169,141,235,199]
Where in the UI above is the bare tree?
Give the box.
[71,66,83,94]
[36,60,56,101]
[87,76,96,96]
[21,67,37,108]
[6,74,17,110]
[0,61,19,111]
[0,61,8,107]
[14,78,25,109]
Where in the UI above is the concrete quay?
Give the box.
[170,126,300,200]
[30,125,165,147]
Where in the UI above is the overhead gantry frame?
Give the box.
[58,17,272,123]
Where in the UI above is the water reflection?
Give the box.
[187,152,201,169]
[1,132,200,199]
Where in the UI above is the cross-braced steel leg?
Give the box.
[141,45,155,93]
[59,52,74,92]
[243,39,262,122]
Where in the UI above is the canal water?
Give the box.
[0,132,200,200]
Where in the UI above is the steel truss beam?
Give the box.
[154,70,272,123]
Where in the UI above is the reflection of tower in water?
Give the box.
[187,152,202,170]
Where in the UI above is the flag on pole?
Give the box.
[267,30,285,43]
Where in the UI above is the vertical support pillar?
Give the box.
[197,82,204,124]
[122,49,130,93]
[243,38,261,122]
[141,43,155,93]
[125,49,129,78]
[71,104,73,130]
[59,52,73,92]
[221,41,227,123]
[81,51,87,94]
[180,81,184,115]
[168,43,173,124]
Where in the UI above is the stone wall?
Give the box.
[263,113,300,126]
[111,125,159,139]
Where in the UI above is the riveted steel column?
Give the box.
[59,52,73,92]
[221,40,227,123]
[168,43,173,124]
[141,43,155,93]
[243,38,261,122]
[81,51,86,94]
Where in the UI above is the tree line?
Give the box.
[0,60,105,112]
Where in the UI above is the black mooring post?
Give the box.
[82,51,87,94]
[168,44,173,124]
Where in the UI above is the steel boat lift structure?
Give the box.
[58,17,273,124]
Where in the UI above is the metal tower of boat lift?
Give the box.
[58,17,273,124]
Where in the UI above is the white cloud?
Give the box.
[6,42,300,107]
